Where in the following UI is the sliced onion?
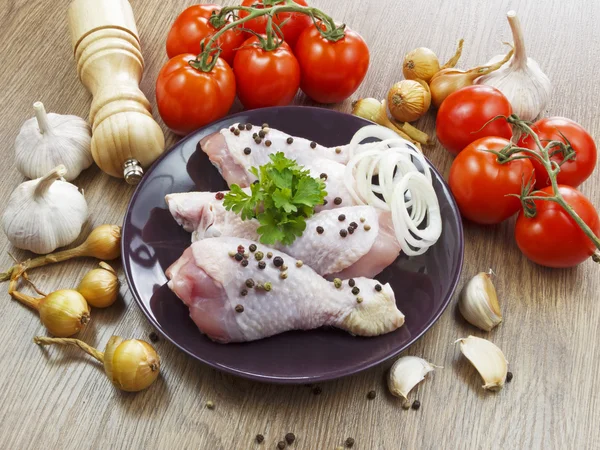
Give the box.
[344,126,442,255]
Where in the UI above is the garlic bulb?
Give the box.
[457,336,508,391]
[476,11,551,121]
[388,356,440,400]
[15,102,92,181]
[2,165,88,254]
[458,270,502,331]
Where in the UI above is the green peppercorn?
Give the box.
[206,400,215,409]
[249,244,257,252]
[255,251,264,261]
[264,282,272,291]
[280,272,288,279]
[335,147,342,154]
[246,279,255,288]
[356,297,363,303]
[364,224,371,231]
[262,122,269,128]
[267,252,273,259]
[333,278,342,288]
[296,260,303,268]
[233,129,240,136]
[228,251,236,257]
[360,217,366,223]
[263,127,270,133]
[280,264,288,271]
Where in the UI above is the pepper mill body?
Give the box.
[68,0,165,184]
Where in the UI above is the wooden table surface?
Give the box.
[1,0,599,448]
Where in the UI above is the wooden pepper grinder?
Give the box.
[68,0,165,184]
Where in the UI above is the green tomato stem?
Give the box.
[192,1,344,72]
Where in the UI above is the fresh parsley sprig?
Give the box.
[223,152,327,245]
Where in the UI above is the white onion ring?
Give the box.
[344,126,442,255]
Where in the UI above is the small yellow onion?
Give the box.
[104,336,160,392]
[77,262,119,308]
[402,40,465,83]
[387,80,431,122]
[34,335,161,393]
[10,288,90,337]
[430,48,514,107]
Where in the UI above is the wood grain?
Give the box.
[0,0,598,449]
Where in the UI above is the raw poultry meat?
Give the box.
[166,237,405,343]
[200,124,356,207]
[166,192,401,278]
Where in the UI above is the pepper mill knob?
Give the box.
[68,0,165,184]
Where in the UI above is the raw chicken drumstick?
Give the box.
[166,192,401,278]
[166,237,405,343]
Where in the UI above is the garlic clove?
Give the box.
[456,336,508,391]
[15,102,93,181]
[2,165,89,254]
[388,356,440,399]
[476,11,551,121]
[458,270,502,332]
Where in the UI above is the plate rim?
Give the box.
[122,105,464,384]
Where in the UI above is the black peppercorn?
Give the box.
[345,437,355,448]
[312,386,322,395]
[249,244,257,252]
[149,332,159,343]
[229,126,235,132]
[253,132,258,138]
[241,289,248,296]
[237,245,245,253]
[352,287,360,295]
[246,123,253,131]
[256,434,264,444]
[246,279,255,288]
[215,192,224,200]
[334,197,342,205]
[506,372,514,382]
[254,180,259,185]
[316,226,324,234]
[258,130,266,138]
[323,199,328,205]
[273,256,284,267]
[287,137,293,144]
[258,261,266,269]
[254,138,262,144]
[320,173,328,180]
[310,141,317,149]
[235,304,244,313]
[238,123,245,130]
[235,253,244,261]
[340,229,348,238]
[338,214,346,221]
[277,441,286,450]
[234,129,240,136]
[375,284,382,292]
[412,400,421,410]
[241,259,249,267]
[348,227,355,234]
[265,140,272,147]
[367,390,376,400]
[348,279,356,287]
[244,147,251,155]
[285,433,295,445]
[349,221,358,229]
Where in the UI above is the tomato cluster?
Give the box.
[437,85,599,268]
[157,2,370,135]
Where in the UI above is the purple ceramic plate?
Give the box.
[122,106,464,384]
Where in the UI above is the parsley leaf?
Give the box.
[223,152,327,245]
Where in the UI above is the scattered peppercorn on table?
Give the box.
[0,0,598,448]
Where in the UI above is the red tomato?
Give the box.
[233,37,300,109]
[295,26,369,104]
[166,5,245,66]
[517,117,597,189]
[448,137,535,225]
[515,185,600,268]
[436,86,513,155]
[156,54,236,135]
[239,0,312,48]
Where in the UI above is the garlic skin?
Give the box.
[2,165,88,254]
[15,102,92,181]
[458,271,502,332]
[457,336,508,391]
[476,11,551,121]
[388,356,439,399]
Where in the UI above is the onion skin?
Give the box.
[403,47,440,83]
[38,290,90,337]
[387,80,431,122]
